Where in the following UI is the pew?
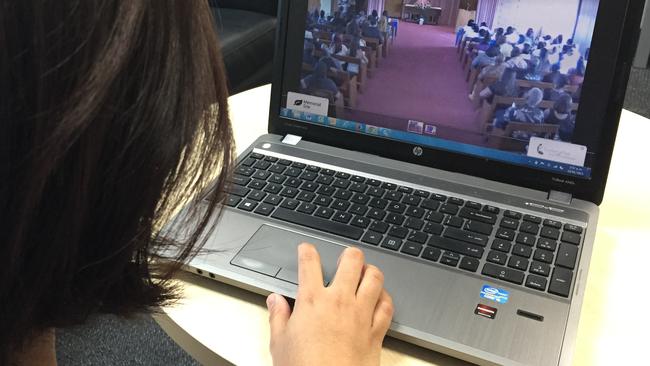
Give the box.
[478,95,579,133]
[487,122,560,152]
[302,62,358,108]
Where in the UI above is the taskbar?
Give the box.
[280,108,592,179]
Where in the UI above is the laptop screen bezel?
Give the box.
[268,0,644,205]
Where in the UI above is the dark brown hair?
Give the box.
[0,0,233,362]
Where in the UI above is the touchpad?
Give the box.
[230,225,347,285]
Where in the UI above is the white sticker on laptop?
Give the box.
[527,137,587,167]
[287,92,329,117]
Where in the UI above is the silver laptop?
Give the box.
[167,1,644,365]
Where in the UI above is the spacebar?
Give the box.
[271,208,364,240]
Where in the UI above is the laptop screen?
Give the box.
[279,0,603,179]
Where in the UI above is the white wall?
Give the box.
[492,0,580,40]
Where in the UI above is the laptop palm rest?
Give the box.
[230,224,347,286]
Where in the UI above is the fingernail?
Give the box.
[266,294,276,310]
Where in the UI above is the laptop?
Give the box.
[165,1,644,365]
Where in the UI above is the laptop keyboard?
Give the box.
[223,152,584,298]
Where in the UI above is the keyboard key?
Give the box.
[402,195,421,206]
[237,199,258,212]
[401,242,423,256]
[431,193,447,201]
[387,226,409,239]
[269,174,287,184]
[427,236,484,258]
[291,162,306,169]
[520,222,540,235]
[332,211,353,223]
[564,224,584,234]
[529,261,551,277]
[421,199,441,211]
[296,191,315,202]
[369,221,389,233]
[499,217,519,230]
[465,201,482,210]
[405,217,425,230]
[439,203,459,215]
[424,222,444,235]
[443,227,488,247]
[253,170,271,180]
[444,215,463,228]
[482,263,525,285]
[285,167,301,177]
[284,178,301,188]
[421,247,441,262]
[300,181,319,192]
[459,257,480,272]
[350,175,365,183]
[495,228,516,241]
[264,156,278,162]
[334,171,350,179]
[525,275,548,291]
[349,204,368,216]
[350,183,368,193]
[264,182,283,195]
[459,208,496,224]
[366,178,381,186]
[512,244,532,258]
[296,202,316,214]
[486,250,508,265]
[253,160,271,170]
[543,219,562,229]
[540,226,560,240]
[254,203,275,216]
[333,189,353,200]
[556,243,578,269]
[537,237,558,251]
[385,213,406,225]
[350,216,371,229]
[249,190,267,202]
[264,195,283,206]
[225,196,241,207]
[271,208,364,240]
[369,197,389,210]
[306,165,320,172]
[241,158,256,167]
[331,199,351,211]
[482,205,500,214]
[351,193,370,205]
[280,199,299,210]
[385,191,404,202]
[250,152,264,159]
[523,214,542,224]
[315,195,333,207]
[504,210,522,219]
[278,159,292,166]
[405,206,425,218]
[407,231,428,244]
[440,252,460,267]
[414,189,429,198]
[561,231,582,245]
[465,220,493,235]
[508,256,529,271]
[229,175,251,186]
[398,186,413,194]
[367,187,385,197]
[515,232,536,246]
[332,179,351,189]
[381,182,397,190]
[321,168,335,176]
[447,197,464,205]
[533,249,554,264]
[361,232,382,245]
[548,267,573,297]
[381,237,403,251]
[424,211,444,223]
[315,175,334,185]
[491,239,512,253]
[225,185,250,197]
[367,209,387,220]
[314,207,335,219]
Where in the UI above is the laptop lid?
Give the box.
[269,0,644,205]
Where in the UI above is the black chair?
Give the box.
[209,0,278,95]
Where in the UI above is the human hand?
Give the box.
[266,243,394,366]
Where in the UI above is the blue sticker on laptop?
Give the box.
[480,285,509,304]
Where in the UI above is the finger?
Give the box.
[356,264,384,310]
[297,243,324,290]
[372,289,394,338]
[266,293,290,341]
[330,247,365,294]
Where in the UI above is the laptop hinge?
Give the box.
[548,190,573,205]
[281,134,302,145]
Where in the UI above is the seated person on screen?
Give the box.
[494,87,545,129]
[477,67,520,103]
[545,73,569,102]
[545,93,576,142]
[472,45,500,69]
[362,16,383,44]
[506,47,529,73]
[498,36,513,59]
[505,26,519,44]
[469,54,507,103]
[349,36,369,66]
[302,60,342,102]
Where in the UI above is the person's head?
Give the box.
[526,28,534,37]
[539,47,548,60]
[511,47,522,58]
[481,22,488,27]
[486,45,501,58]
[517,35,526,44]
[383,10,388,17]
[371,9,378,18]
[554,93,574,114]
[525,88,544,108]
[468,19,475,27]
[495,27,504,36]
[506,26,514,34]
[551,63,561,73]
[0,0,233,363]
[555,34,564,44]
[369,16,378,27]
[553,74,568,89]
[522,43,531,54]
[562,45,572,54]
[314,59,330,78]
[537,41,546,50]
[320,10,325,18]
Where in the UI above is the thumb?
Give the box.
[266,293,290,339]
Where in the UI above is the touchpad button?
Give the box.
[230,224,348,285]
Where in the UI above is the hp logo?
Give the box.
[412,146,423,156]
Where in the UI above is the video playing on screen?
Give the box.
[287,0,601,177]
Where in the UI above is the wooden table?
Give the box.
[157,84,650,365]
[402,5,442,25]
